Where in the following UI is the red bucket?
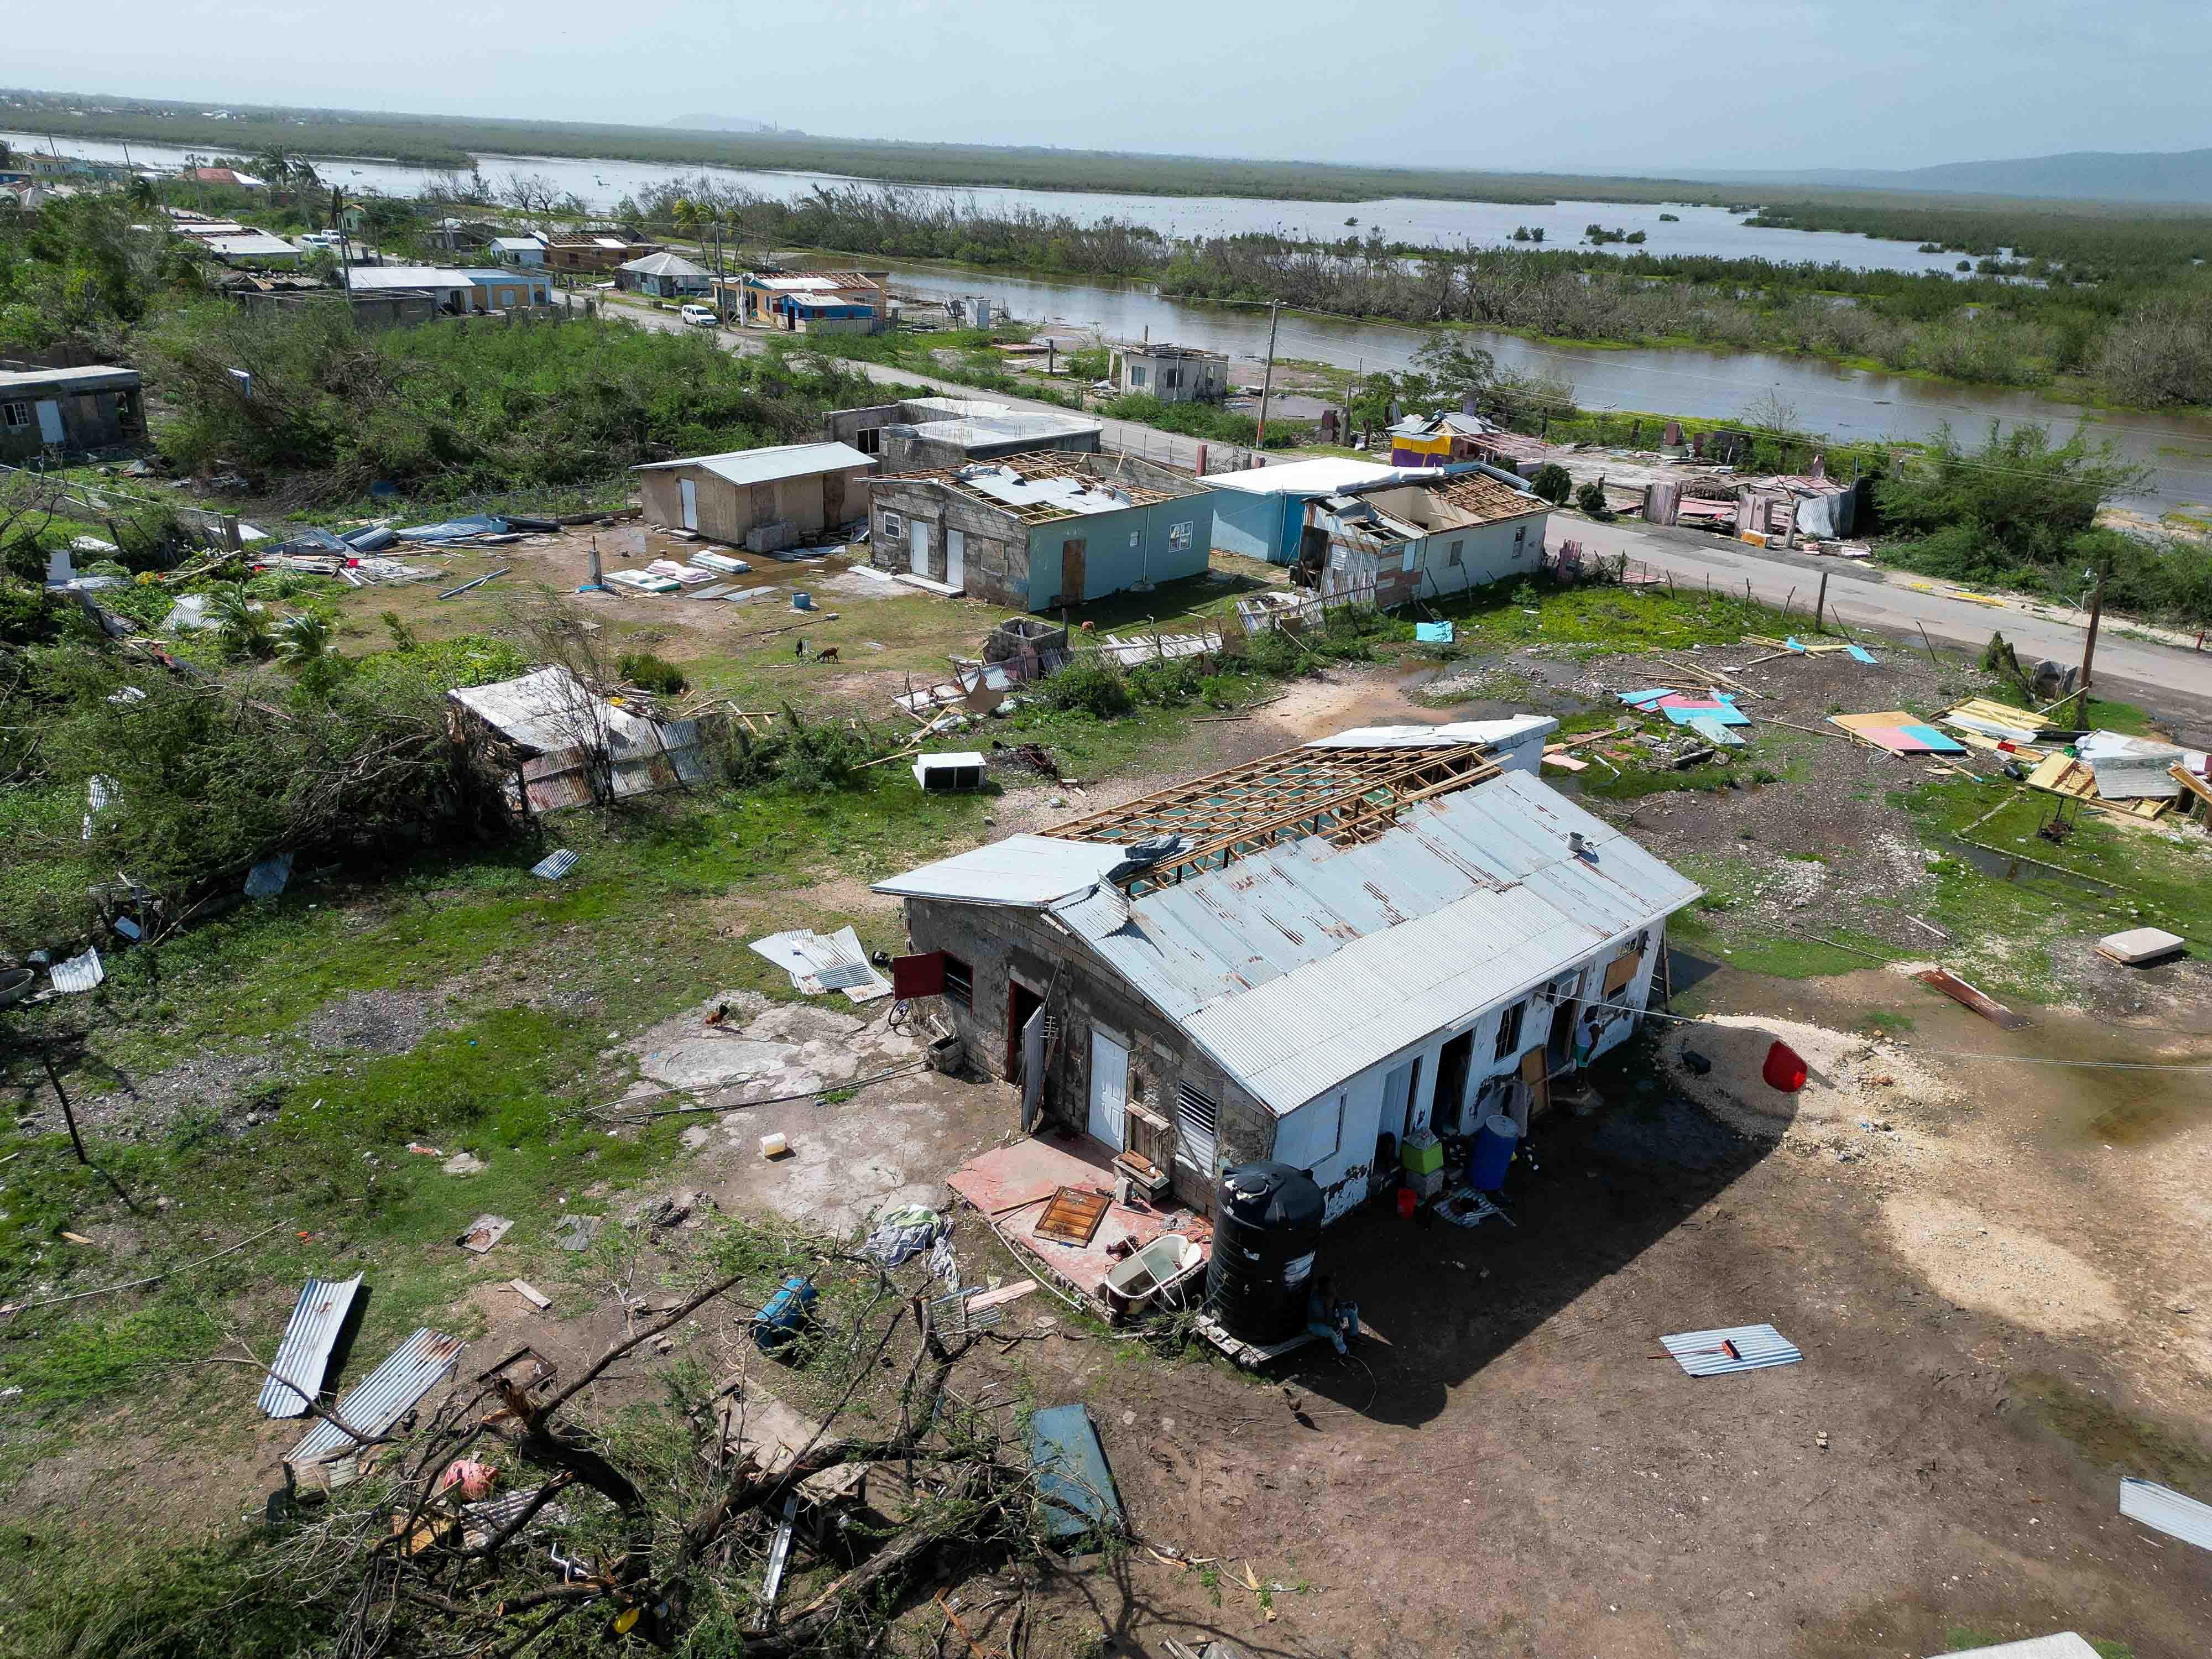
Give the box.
[1395,1187,1417,1219]
[1762,1040,1808,1093]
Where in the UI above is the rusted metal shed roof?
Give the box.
[259,1272,363,1417]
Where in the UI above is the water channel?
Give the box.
[15,129,2212,510]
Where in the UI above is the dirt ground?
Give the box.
[889,963,2212,1659]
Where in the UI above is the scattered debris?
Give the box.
[435,566,512,601]
[442,1151,487,1177]
[914,751,987,792]
[456,1214,514,1254]
[1034,1186,1111,1247]
[234,852,298,903]
[285,1328,465,1475]
[508,1279,551,1311]
[1414,620,1455,644]
[530,848,579,880]
[1827,711,1968,756]
[49,947,104,995]
[2097,927,2187,967]
[1660,1323,1802,1376]
[552,1214,602,1253]
[862,1205,948,1268]
[1916,967,2034,1030]
[259,1272,364,1418]
[2120,1478,2212,1552]
[1029,1404,1124,1541]
[747,926,893,1002]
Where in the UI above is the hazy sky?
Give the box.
[10,0,2211,174]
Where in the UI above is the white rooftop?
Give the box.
[632,441,877,487]
[200,233,301,258]
[947,462,1140,518]
[346,265,482,290]
[1207,457,1406,497]
[622,251,710,277]
[873,834,1128,907]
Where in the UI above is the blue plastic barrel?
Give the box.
[1468,1112,1520,1191]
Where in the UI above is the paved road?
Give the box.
[597,298,2212,733]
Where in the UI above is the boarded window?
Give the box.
[1602,949,1643,997]
[1493,999,1526,1060]
[1175,1081,1218,1166]
[941,954,973,1010]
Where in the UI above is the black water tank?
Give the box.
[1205,1161,1324,1346]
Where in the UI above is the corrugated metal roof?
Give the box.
[346,265,481,291]
[259,1274,363,1417]
[1922,1636,2099,1659]
[621,251,710,276]
[531,848,580,880]
[1049,771,1699,1115]
[1660,1323,1802,1376]
[873,834,1127,907]
[2078,730,2190,801]
[287,1328,464,1468]
[632,441,876,486]
[2120,1477,2212,1550]
[1303,717,1556,752]
[49,946,104,995]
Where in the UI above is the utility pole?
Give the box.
[1254,300,1281,451]
[2073,566,2106,727]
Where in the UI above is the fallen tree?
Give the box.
[244,1227,1098,1658]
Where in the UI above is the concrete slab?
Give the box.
[948,1138,1210,1310]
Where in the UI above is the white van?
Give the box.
[679,303,719,329]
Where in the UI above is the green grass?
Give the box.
[1901,775,2212,1001]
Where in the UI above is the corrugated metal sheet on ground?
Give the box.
[2119,1477,2212,1550]
[287,1328,463,1467]
[243,852,294,899]
[1921,1635,2096,1659]
[1301,717,1554,752]
[1661,1323,1801,1376]
[1688,716,1745,748]
[1053,771,1700,1115]
[259,1273,363,1417]
[49,946,104,994]
[2078,730,2189,800]
[1029,1404,1124,1540]
[531,848,579,880]
[872,834,1124,906]
[748,926,892,1003]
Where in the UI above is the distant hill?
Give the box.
[1713,148,2212,206]
[665,114,790,136]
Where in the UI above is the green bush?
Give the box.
[617,650,688,696]
[1574,481,1614,520]
[1040,655,1135,717]
[1529,462,1573,504]
[1126,656,1207,706]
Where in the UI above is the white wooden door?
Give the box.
[678,477,698,531]
[908,519,930,575]
[946,528,965,591]
[1087,1029,1129,1151]
[34,401,64,444]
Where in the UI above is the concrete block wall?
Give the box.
[865,481,1030,606]
[900,896,1274,1214]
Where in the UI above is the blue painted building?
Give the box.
[866,452,1218,611]
[1205,456,1411,564]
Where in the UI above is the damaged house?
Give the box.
[447,665,718,813]
[1300,466,1552,608]
[632,441,878,552]
[823,396,1102,470]
[863,450,1216,608]
[875,724,1699,1223]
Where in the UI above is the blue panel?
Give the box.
[1029,1405,1123,1540]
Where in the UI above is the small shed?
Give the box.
[446,665,718,813]
[631,441,878,550]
